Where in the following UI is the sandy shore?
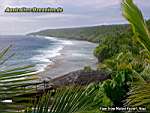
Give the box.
[38,40,97,80]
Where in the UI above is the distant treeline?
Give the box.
[28,19,150,43]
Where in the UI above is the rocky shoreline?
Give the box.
[28,69,109,96]
[49,69,109,87]
[17,69,110,102]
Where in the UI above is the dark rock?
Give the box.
[15,70,109,99]
[50,70,109,87]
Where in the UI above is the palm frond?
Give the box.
[0,46,38,113]
[122,0,150,52]
[122,0,150,111]
[25,84,101,113]
[125,83,150,111]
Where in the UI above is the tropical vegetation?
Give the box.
[0,0,150,113]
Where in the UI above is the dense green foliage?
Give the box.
[29,24,129,43]
[122,0,150,110]
[94,0,150,112]
[1,0,150,113]
[29,20,150,43]
[94,32,135,62]
[25,0,150,112]
[94,20,150,63]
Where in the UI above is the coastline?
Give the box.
[37,37,98,81]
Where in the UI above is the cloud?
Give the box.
[0,0,149,35]
[60,0,120,9]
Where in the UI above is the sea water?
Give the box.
[0,35,96,74]
[0,35,65,72]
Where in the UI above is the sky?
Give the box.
[0,0,150,35]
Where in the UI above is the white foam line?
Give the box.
[61,40,73,45]
[40,36,74,45]
[31,36,74,72]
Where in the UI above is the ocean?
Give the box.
[0,35,97,77]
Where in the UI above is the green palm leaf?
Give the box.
[122,0,150,52]
[0,46,37,113]
[122,0,150,111]
[125,83,150,110]
[25,84,101,113]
